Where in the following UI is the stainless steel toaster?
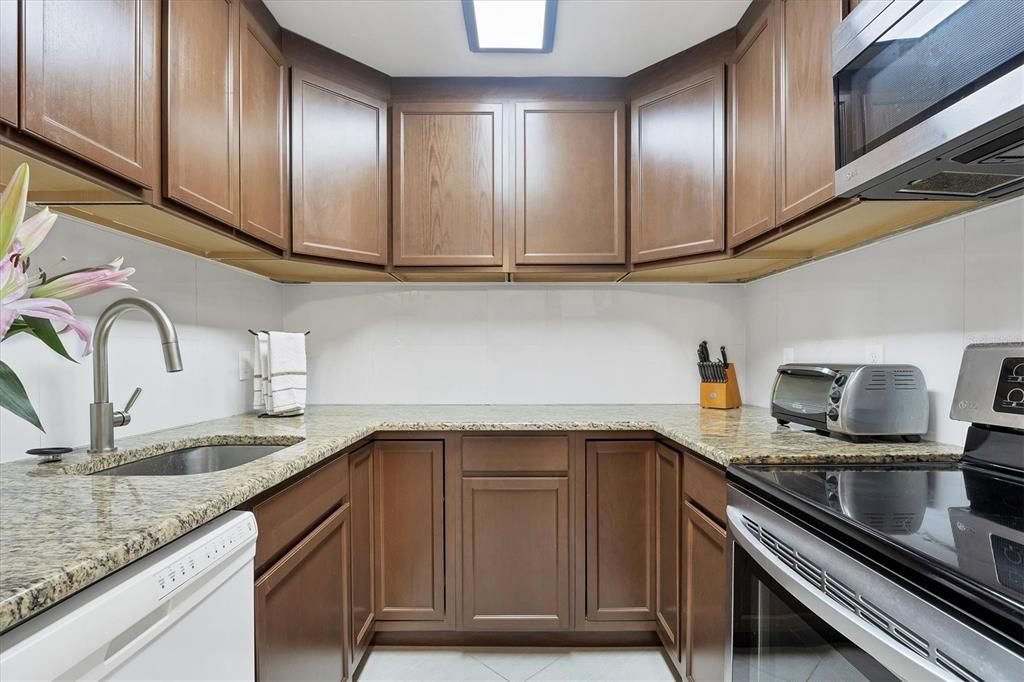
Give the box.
[771,364,929,442]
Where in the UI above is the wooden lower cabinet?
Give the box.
[682,500,728,682]
[654,445,681,655]
[584,441,655,622]
[350,444,376,669]
[461,476,570,630]
[255,503,351,682]
[375,440,446,621]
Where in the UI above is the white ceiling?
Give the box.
[265,0,751,78]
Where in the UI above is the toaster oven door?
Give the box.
[772,368,835,428]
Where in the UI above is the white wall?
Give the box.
[742,197,1024,445]
[0,213,283,462]
[282,283,747,404]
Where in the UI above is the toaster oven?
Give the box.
[771,364,929,441]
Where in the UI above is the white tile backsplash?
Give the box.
[2,197,1020,460]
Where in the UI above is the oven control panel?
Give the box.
[994,357,1024,415]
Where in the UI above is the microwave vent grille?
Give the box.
[738,514,980,681]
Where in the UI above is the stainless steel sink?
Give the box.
[90,444,288,476]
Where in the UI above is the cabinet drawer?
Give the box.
[462,436,570,474]
[253,453,349,573]
[683,452,726,525]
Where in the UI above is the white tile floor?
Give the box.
[357,647,678,682]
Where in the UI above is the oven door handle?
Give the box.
[728,506,951,682]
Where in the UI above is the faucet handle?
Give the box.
[113,387,142,428]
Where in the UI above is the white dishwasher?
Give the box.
[0,511,257,681]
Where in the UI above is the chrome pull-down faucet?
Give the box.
[89,298,183,454]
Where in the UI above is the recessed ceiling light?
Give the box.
[462,0,557,53]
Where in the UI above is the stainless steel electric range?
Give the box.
[726,344,1024,681]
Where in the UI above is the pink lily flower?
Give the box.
[10,207,58,259]
[31,257,137,301]
[1,249,93,353]
[0,163,29,256]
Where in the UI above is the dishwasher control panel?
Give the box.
[156,515,257,599]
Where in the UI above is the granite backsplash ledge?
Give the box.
[0,404,961,633]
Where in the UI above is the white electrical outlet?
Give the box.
[865,344,885,364]
[783,347,795,364]
[238,351,251,381]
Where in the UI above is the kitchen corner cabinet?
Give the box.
[256,504,351,682]
[584,441,655,622]
[514,101,626,265]
[239,7,289,249]
[350,444,376,669]
[654,444,681,656]
[392,102,504,267]
[682,501,728,682]
[375,440,446,621]
[291,70,387,264]
[22,0,158,186]
[165,0,240,225]
[729,0,843,248]
[728,5,778,248]
[631,67,725,264]
[0,0,18,127]
[776,0,843,223]
[462,476,570,630]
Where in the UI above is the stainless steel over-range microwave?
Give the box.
[833,0,1024,200]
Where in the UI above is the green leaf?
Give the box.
[22,316,77,363]
[0,360,43,431]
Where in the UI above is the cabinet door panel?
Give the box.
[683,500,728,682]
[777,0,842,223]
[375,440,445,621]
[240,8,288,248]
[631,67,725,263]
[655,445,681,658]
[393,102,503,266]
[515,101,626,265]
[256,504,350,682]
[22,0,157,185]
[728,8,778,247]
[585,441,655,622]
[0,0,17,126]
[350,444,375,668]
[165,0,239,225]
[292,70,387,264]
[462,477,570,630]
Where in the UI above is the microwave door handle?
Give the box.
[727,507,949,682]
[779,366,838,378]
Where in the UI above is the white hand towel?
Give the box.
[266,331,306,415]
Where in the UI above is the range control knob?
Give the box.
[1008,387,1024,404]
[835,375,847,387]
[827,407,839,421]
[830,389,842,402]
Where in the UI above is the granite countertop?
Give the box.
[0,404,962,633]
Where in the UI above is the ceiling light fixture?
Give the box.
[462,0,558,53]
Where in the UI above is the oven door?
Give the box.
[725,487,1003,682]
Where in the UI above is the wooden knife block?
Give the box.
[700,365,742,409]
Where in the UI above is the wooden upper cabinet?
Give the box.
[256,504,351,682]
[777,0,842,223]
[165,0,240,225]
[292,70,387,264]
[631,67,725,264]
[462,476,570,630]
[728,6,778,248]
[515,101,626,265]
[375,440,445,622]
[22,0,158,186]
[239,7,288,249]
[0,0,17,127]
[584,441,655,622]
[393,102,503,267]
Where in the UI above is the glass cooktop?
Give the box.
[732,462,1024,611]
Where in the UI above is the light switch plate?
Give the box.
[783,347,795,364]
[865,344,885,364]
